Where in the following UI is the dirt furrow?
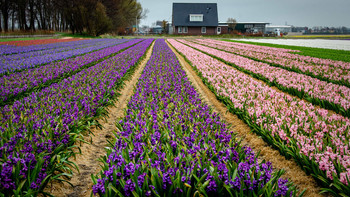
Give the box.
[166,40,323,197]
[45,41,155,197]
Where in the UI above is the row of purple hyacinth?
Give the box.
[0,39,127,74]
[0,39,142,104]
[2,39,116,62]
[92,39,297,197]
[0,39,153,196]
[0,38,98,55]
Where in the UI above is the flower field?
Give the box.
[0,38,85,47]
[168,39,350,196]
[1,37,349,196]
[0,38,153,196]
[0,39,129,74]
[177,39,350,117]
[0,39,142,106]
[0,39,93,55]
[192,39,350,88]
[92,39,299,197]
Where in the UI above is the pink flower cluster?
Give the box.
[168,38,350,185]
[176,39,350,112]
[192,39,350,84]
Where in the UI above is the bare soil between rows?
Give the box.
[166,40,324,197]
[44,41,155,197]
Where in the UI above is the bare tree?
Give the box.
[0,0,147,35]
[28,0,35,31]
[162,20,168,34]
[1,0,10,32]
[92,2,112,36]
[227,17,237,34]
[0,10,2,32]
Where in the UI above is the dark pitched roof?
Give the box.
[172,3,218,27]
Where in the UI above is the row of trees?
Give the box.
[0,0,147,35]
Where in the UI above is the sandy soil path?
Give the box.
[166,40,324,197]
[45,41,155,197]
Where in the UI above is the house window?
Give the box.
[178,26,187,33]
[217,27,221,34]
[183,27,188,33]
[201,27,206,33]
[190,14,203,22]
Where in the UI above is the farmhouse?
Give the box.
[172,3,219,35]
[172,3,269,35]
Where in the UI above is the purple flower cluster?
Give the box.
[275,178,290,196]
[0,39,142,104]
[0,39,92,55]
[0,39,153,196]
[0,39,112,56]
[92,39,297,196]
[124,179,136,196]
[0,39,126,74]
[2,39,111,63]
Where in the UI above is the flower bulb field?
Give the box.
[1,37,350,196]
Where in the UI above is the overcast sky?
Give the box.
[138,0,350,27]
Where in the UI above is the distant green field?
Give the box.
[222,39,350,62]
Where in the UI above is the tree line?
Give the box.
[0,0,147,36]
